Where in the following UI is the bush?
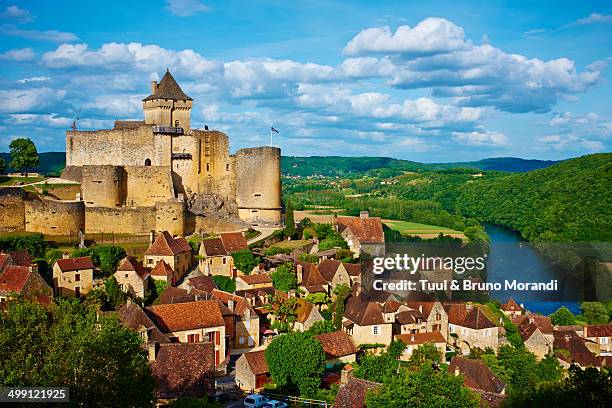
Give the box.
[212,275,236,293]
[71,245,126,275]
[265,246,292,256]
[550,307,576,326]
[0,233,47,258]
[231,249,260,274]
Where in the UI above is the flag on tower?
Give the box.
[271,126,279,133]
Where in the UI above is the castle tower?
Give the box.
[143,69,193,133]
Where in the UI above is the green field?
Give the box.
[383,220,464,236]
[270,239,313,249]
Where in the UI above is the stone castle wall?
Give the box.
[124,166,174,207]
[85,206,155,234]
[155,201,185,236]
[81,165,125,207]
[0,189,26,232]
[25,198,85,235]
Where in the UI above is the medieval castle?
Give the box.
[0,70,282,236]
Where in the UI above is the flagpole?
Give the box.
[270,127,272,147]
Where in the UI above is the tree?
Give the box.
[284,201,296,238]
[71,245,126,275]
[0,299,155,407]
[9,138,39,177]
[105,276,127,309]
[365,364,480,408]
[353,352,398,383]
[537,354,563,382]
[271,262,297,292]
[318,233,348,251]
[550,307,575,326]
[211,275,235,293]
[306,320,336,335]
[231,249,260,274]
[269,297,299,332]
[408,343,441,366]
[580,302,609,324]
[0,156,5,174]
[265,331,326,397]
[305,292,330,307]
[387,339,407,359]
[331,283,351,329]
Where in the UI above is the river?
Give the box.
[485,224,581,315]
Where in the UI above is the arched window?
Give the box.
[144,158,151,166]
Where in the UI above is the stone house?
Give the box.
[293,299,324,332]
[317,259,361,291]
[144,231,192,284]
[114,257,150,299]
[501,298,523,318]
[448,356,506,396]
[519,322,553,359]
[53,256,94,298]
[211,289,260,348]
[114,300,170,345]
[514,314,554,349]
[150,259,174,285]
[235,350,270,391]
[315,330,358,366]
[145,300,227,372]
[199,237,234,277]
[395,331,446,361]
[405,301,449,340]
[296,261,329,295]
[235,273,273,291]
[220,232,248,253]
[343,294,393,346]
[583,324,612,353]
[334,212,385,258]
[553,330,601,368]
[0,263,53,305]
[445,304,499,354]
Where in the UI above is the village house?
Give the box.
[210,289,260,349]
[343,293,393,346]
[53,256,94,298]
[334,376,381,408]
[235,273,273,291]
[114,300,170,345]
[0,262,52,305]
[514,314,554,352]
[445,304,499,354]
[405,301,449,340]
[334,212,385,258]
[149,342,216,402]
[500,298,524,318]
[315,330,358,366]
[448,356,506,406]
[144,231,192,284]
[519,322,553,359]
[199,237,234,277]
[145,300,227,372]
[235,350,271,391]
[296,261,329,295]
[156,285,209,305]
[583,324,612,353]
[187,275,217,293]
[293,299,324,332]
[317,259,362,289]
[395,331,446,361]
[220,231,248,253]
[114,257,150,299]
[553,329,601,368]
[0,250,35,272]
[150,259,174,285]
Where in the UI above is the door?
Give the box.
[74,286,80,298]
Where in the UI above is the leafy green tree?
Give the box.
[305,292,330,307]
[0,156,5,174]
[231,249,260,274]
[265,331,326,397]
[579,302,609,324]
[9,138,39,177]
[408,343,441,365]
[550,307,576,326]
[537,354,563,382]
[104,276,127,309]
[353,352,398,383]
[300,217,313,228]
[497,345,540,395]
[284,201,296,238]
[271,262,297,292]
[318,233,348,251]
[331,283,351,329]
[365,364,480,408]
[313,223,334,240]
[0,233,47,258]
[269,297,299,332]
[307,320,336,335]
[71,245,126,275]
[211,275,235,293]
[464,225,489,246]
[0,299,155,407]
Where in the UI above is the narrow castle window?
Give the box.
[205,136,210,143]
[226,164,230,171]
[144,158,151,166]
[175,120,180,127]
[206,163,210,171]
[205,147,211,156]
[254,193,262,197]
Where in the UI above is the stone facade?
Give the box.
[52,257,94,298]
[345,321,393,346]
[450,325,499,354]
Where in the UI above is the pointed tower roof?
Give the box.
[143,69,192,101]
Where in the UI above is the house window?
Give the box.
[147,259,154,265]
[205,135,210,143]
[187,333,200,343]
[449,324,454,333]
[208,332,215,343]
[175,120,180,127]
[144,158,151,166]
[206,163,210,171]
[239,336,245,345]
[601,337,609,344]
[484,329,490,337]
[75,273,80,282]
[372,325,380,335]
[223,258,226,265]
[205,147,211,156]
[226,164,230,171]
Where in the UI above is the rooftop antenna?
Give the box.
[70,108,81,132]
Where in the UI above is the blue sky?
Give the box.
[0,0,610,162]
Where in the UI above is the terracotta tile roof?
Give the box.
[151,343,215,399]
[519,322,541,341]
[449,356,505,394]
[462,307,497,330]
[406,302,437,319]
[344,294,385,326]
[117,257,150,279]
[396,309,423,324]
[211,289,256,315]
[244,350,269,375]
[55,256,94,272]
[334,377,380,408]
[0,253,12,272]
[296,299,316,323]
[0,265,30,294]
[512,314,528,326]
[238,273,272,285]
[315,330,357,358]
[344,263,361,277]
[143,70,193,102]
[200,238,227,256]
[220,232,248,253]
[395,331,446,345]
[444,303,468,325]
[584,324,612,337]
[7,250,33,266]
[318,259,341,281]
[300,262,328,287]
[146,300,225,332]
[145,231,190,256]
[335,215,384,243]
[529,314,553,334]
[116,301,169,343]
[150,260,173,277]
[553,330,600,367]
[157,286,197,305]
[188,275,217,292]
[501,298,522,312]
[175,237,192,253]
[382,300,401,313]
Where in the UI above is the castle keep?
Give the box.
[0,70,281,236]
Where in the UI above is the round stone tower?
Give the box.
[235,146,282,227]
[81,165,125,207]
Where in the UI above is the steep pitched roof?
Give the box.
[449,356,505,394]
[528,315,553,335]
[157,286,197,305]
[145,231,190,256]
[175,237,192,253]
[300,262,328,288]
[211,289,256,315]
[146,300,225,332]
[150,260,174,277]
[220,232,248,253]
[584,324,612,338]
[395,331,446,345]
[188,275,217,292]
[382,300,401,313]
[501,298,522,312]
[151,343,215,399]
[0,265,30,294]
[334,377,380,408]
[7,250,33,266]
[244,350,269,375]
[296,299,316,323]
[200,238,227,257]
[335,215,384,243]
[55,256,94,272]
[462,307,497,330]
[405,302,437,319]
[116,301,169,343]
[553,330,600,367]
[396,309,424,324]
[117,257,150,280]
[318,259,341,281]
[238,274,272,286]
[0,253,12,272]
[344,263,361,277]
[315,331,357,358]
[344,294,385,326]
[444,303,468,325]
[143,70,193,101]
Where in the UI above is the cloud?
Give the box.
[3,26,78,42]
[17,76,50,84]
[453,130,507,146]
[165,0,210,17]
[0,88,67,113]
[0,48,35,61]
[1,5,33,23]
[569,13,612,27]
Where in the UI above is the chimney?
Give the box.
[149,230,155,245]
[360,211,369,218]
[63,253,69,259]
[454,366,460,376]
[148,342,158,362]
[341,364,353,384]
[296,264,303,283]
[228,299,235,312]
[150,81,157,95]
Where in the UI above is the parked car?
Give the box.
[262,401,288,408]
[244,394,269,408]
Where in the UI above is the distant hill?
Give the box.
[0,152,66,176]
[442,157,560,172]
